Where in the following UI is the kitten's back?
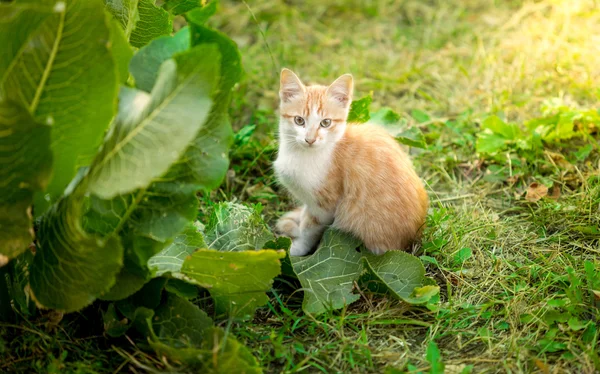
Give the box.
[327,123,428,253]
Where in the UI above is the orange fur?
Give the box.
[275,69,428,255]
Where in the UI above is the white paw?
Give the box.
[290,241,311,256]
[276,217,300,238]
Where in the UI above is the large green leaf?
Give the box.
[290,230,363,315]
[148,223,206,276]
[130,0,172,48]
[162,0,203,16]
[107,16,134,84]
[29,197,124,312]
[130,27,190,92]
[104,0,139,39]
[185,0,217,25]
[205,202,274,252]
[362,251,439,304]
[144,294,261,372]
[2,0,119,207]
[0,2,51,82]
[180,249,285,319]
[87,44,219,199]
[158,17,243,192]
[0,101,52,259]
[288,228,440,314]
[370,108,426,148]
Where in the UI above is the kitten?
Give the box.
[274,69,429,256]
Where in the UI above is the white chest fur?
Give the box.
[274,142,335,219]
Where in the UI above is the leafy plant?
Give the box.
[0,0,289,369]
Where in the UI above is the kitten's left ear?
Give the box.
[326,74,353,107]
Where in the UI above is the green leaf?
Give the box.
[411,109,430,123]
[130,0,172,48]
[396,127,427,148]
[104,0,139,39]
[86,44,220,199]
[162,0,202,16]
[362,251,439,304]
[290,230,363,315]
[453,247,472,266]
[99,267,148,301]
[102,303,131,337]
[180,249,285,319]
[145,294,261,372]
[130,27,190,92]
[482,116,519,139]
[107,16,134,85]
[163,16,243,192]
[148,223,206,276]
[426,341,445,374]
[185,0,218,25]
[0,2,51,81]
[29,197,124,312]
[476,131,508,155]
[347,94,372,123]
[370,108,426,148]
[2,0,119,207]
[165,278,199,299]
[205,202,274,252]
[0,101,52,259]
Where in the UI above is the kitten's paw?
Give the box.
[289,241,312,256]
[367,247,387,256]
[276,208,303,238]
[276,217,300,238]
[282,208,302,224]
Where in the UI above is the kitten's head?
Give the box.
[278,68,353,149]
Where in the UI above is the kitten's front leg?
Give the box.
[290,208,331,256]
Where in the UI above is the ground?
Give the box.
[2,0,599,373]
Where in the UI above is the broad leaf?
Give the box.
[148,223,206,276]
[29,197,124,312]
[0,101,52,259]
[104,0,139,39]
[362,251,439,304]
[476,131,508,155]
[130,27,190,92]
[347,94,372,123]
[2,0,119,207]
[0,2,51,82]
[290,230,363,315]
[130,0,172,48]
[162,0,203,16]
[205,202,274,252]
[87,44,219,199]
[158,17,243,192]
[185,0,217,24]
[145,294,261,372]
[180,249,285,319]
[107,16,134,84]
[370,108,426,148]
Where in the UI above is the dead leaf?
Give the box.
[534,359,550,374]
[549,185,561,200]
[592,290,600,301]
[525,182,548,202]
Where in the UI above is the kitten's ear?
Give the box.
[280,68,305,103]
[326,74,353,107]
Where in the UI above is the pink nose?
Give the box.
[305,138,316,145]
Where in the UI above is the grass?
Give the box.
[3,0,600,372]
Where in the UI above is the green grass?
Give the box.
[3,0,600,372]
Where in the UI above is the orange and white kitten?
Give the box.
[274,69,429,256]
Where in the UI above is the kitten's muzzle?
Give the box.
[305,137,316,145]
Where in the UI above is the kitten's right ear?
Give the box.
[280,68,305,103]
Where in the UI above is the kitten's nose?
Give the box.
[305,138,316,145]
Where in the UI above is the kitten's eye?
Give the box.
[320,119,332,128]
[294,116,305,126]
